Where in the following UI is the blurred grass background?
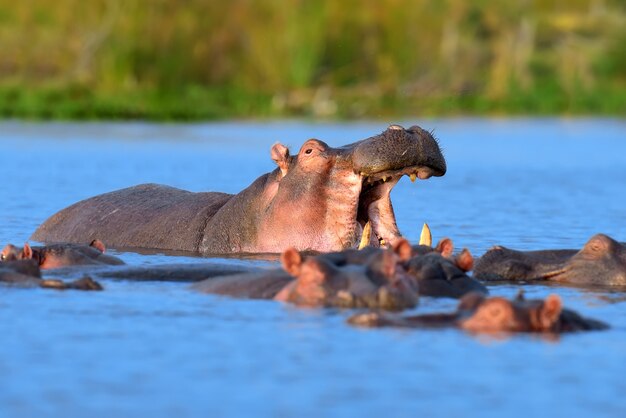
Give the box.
[0,0,624,120]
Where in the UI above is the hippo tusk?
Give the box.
[358,221,372,250]
[419,223,432,246]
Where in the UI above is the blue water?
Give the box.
[0,119,625,418]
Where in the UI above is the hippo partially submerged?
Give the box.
[474,234,626,286]
[1,240,124,269]
[349,291,608,334]
[192,237,485,306]
[0,259,103,291]
[31,125,446,254]
[193,245,419,310]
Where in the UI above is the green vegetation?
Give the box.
[0,0,624,120]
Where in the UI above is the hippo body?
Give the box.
[31,126,446,254]
[349,292,608,334]
[0,260,42,285]
[0,259,102,290]
[474,234,626,286]
[96,263,259,282]
[191,269,293,299]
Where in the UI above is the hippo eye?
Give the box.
[304,148,313,155]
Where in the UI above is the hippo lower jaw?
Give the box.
[355,165,434,248]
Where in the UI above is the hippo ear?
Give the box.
[22,243,33,260]
[540,294,562,329]
[435,238,454,258]
[90,239,106,253]
[271,143,290,178]
[582,234,610,257]
[455,248,474,272]
[280,247,302,276]
[392,238,412,262]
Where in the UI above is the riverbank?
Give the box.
[1,84,624,121]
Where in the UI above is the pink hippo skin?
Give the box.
[31,125,446,254]
[1,240,124,269]
[474,234,626,286]
[349,291,608,334]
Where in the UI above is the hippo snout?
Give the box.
[351,124,446,176]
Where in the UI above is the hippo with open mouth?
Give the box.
[31,125,446,254]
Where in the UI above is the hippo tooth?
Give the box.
[382,176,388,182]
[358,221,372,250]
[388,124,404,130]
[419,223,432,246]
[409,173,417,182]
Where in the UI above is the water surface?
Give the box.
[0,119,625,417]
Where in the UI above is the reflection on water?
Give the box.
[0,119,625,417]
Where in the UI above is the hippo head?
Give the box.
[274,246,418,310]
[219,125,446,253]
[405,248,486,298]
[458,292,564,333]
[1,243,34,262]
[557,234,626,286]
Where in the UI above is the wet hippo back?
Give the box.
[32,184,232,252]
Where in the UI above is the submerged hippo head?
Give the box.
[349,291,607,333]
[1,243,37,262]
[274,246,418,310]
[459,291,608,333]
[0,259,41,281]
[474,234,626,286]
[405,247,486,298]
[556,234,626,286]
[458,292,563,333]
[1,240,120,269]
[202,125,446,253]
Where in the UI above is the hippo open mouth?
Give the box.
[356,165,436,248]
[344,125,446,249]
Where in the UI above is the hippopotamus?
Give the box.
[405,247,486,298]
[1,240,124,269]
[31,125,446,254]
[319,235,487,298]
[0,259,41,284]
[0,259,103,290]
[191,237,485,305]
[474,234,626,286]
[85,235,483,299]
[193,244,419,310]
[348,291,608,334]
